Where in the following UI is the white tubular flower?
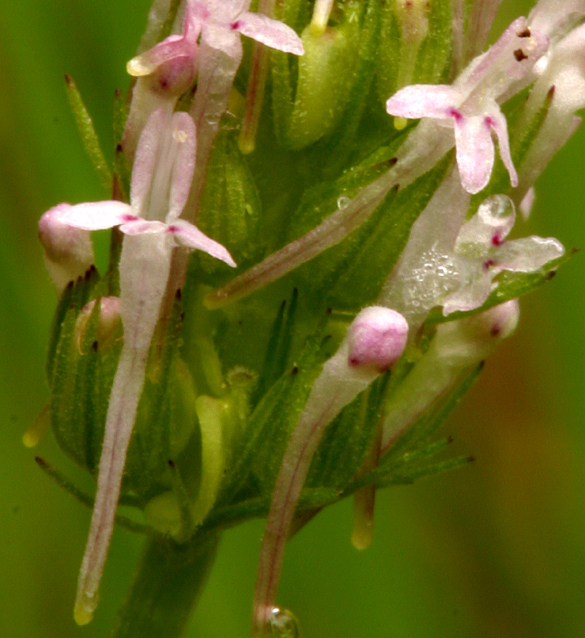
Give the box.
[38,207,95,294]
[441,195,564,315]
[252,307,408,637]
[381,299,520,452]
[517,20,585,196]
[381,174,563,325]
[46,108,235,626]
[387,17,549,193]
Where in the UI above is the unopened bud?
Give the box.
[348,306,409,372]
[75,297,122,352]
[39,205,95,294]
[395,0,430,45]
[436,299,520,362]
[147,55,197,98]
[381,300,520,451]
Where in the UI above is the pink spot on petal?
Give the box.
[491,234,504,246]
[121,214,138,222]
[230,21,241,30]
[448,108,463,124]
[485,116,495,128]
[167,225,178,233]
[483,259,497,270]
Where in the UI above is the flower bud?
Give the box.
[74,297,122,353]
[348,306,409,372]
[381,300,520,451]
[39,204,95,294]
[146,55,197,98]
[395,0,430,47]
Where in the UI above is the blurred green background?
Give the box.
[1,1,583,636]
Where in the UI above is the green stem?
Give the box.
[108,531,221,638]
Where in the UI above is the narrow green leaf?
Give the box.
[34,457,150,534]
[65,74,112,191]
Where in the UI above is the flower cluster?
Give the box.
[32,1,585,636]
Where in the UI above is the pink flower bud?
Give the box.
[39,204,95,294]
[75,297,122,352]
[149,55,197,98]
[347,306,409,372]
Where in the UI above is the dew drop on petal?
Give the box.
[268,607,300,638]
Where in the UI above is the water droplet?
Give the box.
[337,196,350,209]
[268,607,300,638]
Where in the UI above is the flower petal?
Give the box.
[454,195,516,258]
[441,271,493,315]
[119,220,168,235]
[494,236,565,271]
[488,108,518,187]
[127,3,201,76]
[130,109,167,217]
[169,219,237,267]
[233,12,304,55]
[386,84,460,119]
[454,114,495,194]
[56,201,133,230]
[127,35,189,76]
[168,112,197,220]
[75,233,172,625]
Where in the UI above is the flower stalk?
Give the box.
[30,1,585,636]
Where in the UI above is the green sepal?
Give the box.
[375,0,401,104]
[193,130,263,284]
[124,291,191,501]
[252,287,298,405]
[415,0,453,85]
[426,250,575,326]
[64,74,112,192]
[270,0,307,145]
[214,326,331,509]
[46,267,101,382]
[285,3,362,150]
[382,361,483,463]
[312,0,382,171]
[307,373,390,489]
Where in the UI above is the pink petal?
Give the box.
[56,201,133,230]
[168,112,197,220]
[519,187,535,220]
[494,236,564,272]
[119,219,168,235]
[441,272,493,315]
[253,336,381,636]
[75,234,173,625]
[127,2,201,76]
[454,114,495,194]
[130,109,168,217]
[487,108,518,187]
[386,84,460,119]
[233,12,304,55]
[127,35,189,76]
[169,219,236,267]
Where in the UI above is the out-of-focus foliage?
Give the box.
[1,1,584,637]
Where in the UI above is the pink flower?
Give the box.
[56,109,235,265]
[386,18,549,193]
[441,195,564,314]
[48,109,235,626]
